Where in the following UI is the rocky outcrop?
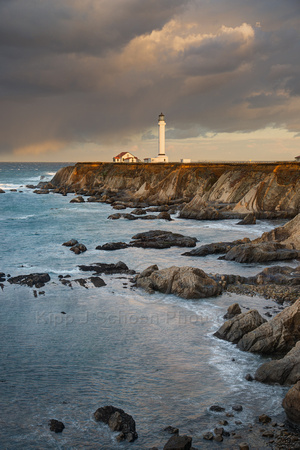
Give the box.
[130,230,197,249]
[182,238,250,257]
[136,265,222,299]
[223,242,299,263]
[214,310,266,344]
[223,303,242,319]
[254,213,300,250]
[50,162,300,216]
[8,273,50,288]
[238,299,300,354]
[282,381,300,425]
[237,213,256,225]
[255,341,300,385]
[94,405,138,442]
[79,261,135,275]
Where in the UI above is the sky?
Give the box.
[0,0,300,162]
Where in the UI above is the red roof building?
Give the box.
[113,152,140,163]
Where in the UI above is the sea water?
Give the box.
[0,163,295,449]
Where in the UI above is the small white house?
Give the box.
[295,155,300,161]
[180,159,191,163]
[113,152,140,163]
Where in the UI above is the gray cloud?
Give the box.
[0,0,300,157]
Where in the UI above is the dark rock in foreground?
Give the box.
[49,419,65,433]
[74,277,106,289]
[79,261,135,275]
[255,341,300,385]
[163,434,192,449]
[96,242,129,251]
[70,196,85,203]
[70,243,87,254]
[237,213,256,225]
[62,239,78,247]
[94,405,138,442]
[131,230,197,249]
[282,381,300,425]
[136,265,221,299]
[8,273,50,288]
[0,189,5,193]
[214,310,266,344]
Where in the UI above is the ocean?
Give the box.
[0,162,295,449]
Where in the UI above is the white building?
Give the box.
[113,152,140,163]
[144,113,169,163]
[295,155,300,161]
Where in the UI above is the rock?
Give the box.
[62,239,78,247]
[157,212,172,221]
[282,380,300,425]
[179,195,223,220]
[164,426,179,435]
[183,238,250,256]
[90,277,106,288]
[8,273,50,288]
[130,230,197,249]
[0,189,5,193]
[163,434,192,449]
[108,213,122,220]
[136,266,222,299]
[224,303,242,319]
[224,242,299,263]
[255,341,300,385]
[254,213,300,250]
[94,405,138,442]
[122,213,137,220]
[238,444,249,450]
[131,208,147,215]
[237,213,256,225]
[238,299,300,354]
[113,204,126,210]
[33,189,49,194]
[70,196,85,203]
[138,214,158,220]
[139,265,159,278]
[70,243,87,254]
[209,405,225,412]
[245,374,254,381]
[214,310,266,344]
[79,261,135,275]
[203,432,214,440]
[259,414,272,424]
[49,419,65,433]
[96,242,129,251]
[232,405,243,412]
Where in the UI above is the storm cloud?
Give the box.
[0,0,299,160]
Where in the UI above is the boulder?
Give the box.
[63,239,78,247]
[70,243,87,254]
[163,434,192,450]
[214,310,266,344]
[108,213,122,220]
[224,303,242,319]
[224,242,299,263]
[136,266,222,299]
[254,213,300,250]
[33,189,49,194]
[282,380,300,425]
[70,196,85,203]
[94,405,138,442]
[131,208,147,215]
[157,212,172,221]
[130,230,197,249]
[255,341,300,385]
[237,213,256,225]
[238,299,300,354]
[8,273,50,288]
[182,238,250,256]
[0,189,5,193]
[96,242,129,251]
[48,419,65,433]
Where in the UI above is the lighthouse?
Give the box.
[143,112,169,163]
[158,112,166,156]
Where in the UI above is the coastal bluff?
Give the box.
[51,162,300,218]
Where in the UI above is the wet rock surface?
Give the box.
[282,381,300,425]
[79,261,135,275]
[214,310,266,344]
[130,230,197,249]
[8,273,50,288]
[94,405,138,442]
[182,238,250,256]
[223,242,299,263]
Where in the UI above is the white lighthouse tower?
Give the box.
[144,112,169,163]
[158,112,166,156]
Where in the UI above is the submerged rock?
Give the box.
[255,341,300,385]
[96,242,129,251]
[163,434,192,449]
[49,419,65,433]
[79,261,135,275]
[136,266,221,299]
[94,405,138,442]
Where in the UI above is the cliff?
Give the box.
[50,162,300,218]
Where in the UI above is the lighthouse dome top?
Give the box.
[158,113,165,121]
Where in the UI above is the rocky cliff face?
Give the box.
[51,162,300,218]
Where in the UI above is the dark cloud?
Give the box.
[0,0,300,158]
